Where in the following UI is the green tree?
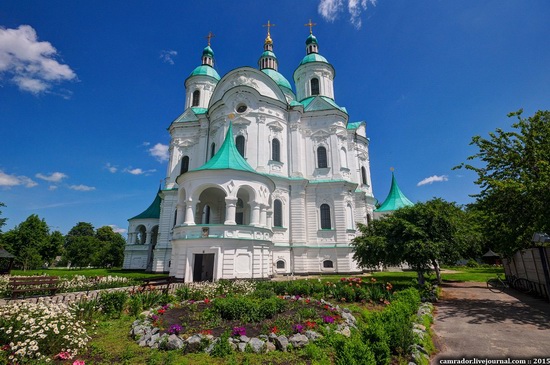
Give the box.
[41,230,64,266]
[456,109,550,256]
[64,222,96,268]
[94,226,126,267]
[0,202,6,234]
[2,214,50,270]
[352,198,480,284]
[65,236,99,268]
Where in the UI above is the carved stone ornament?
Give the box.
[311,129,331,142]
[174,135,200,148]
[267,120,284,132]
[230,72,259,89]
[357,151,369,161]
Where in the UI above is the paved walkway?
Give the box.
[431,282,550,363]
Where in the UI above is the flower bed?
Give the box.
[130,295,357,354]
[0,300,90,364]
[0,274,135,298]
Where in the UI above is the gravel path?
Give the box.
[431,282,550,363]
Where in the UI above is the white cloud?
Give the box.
[149,143,169,162]
[124,167,156,176]
[48,185,58,191]
[318,0,376,29]
[105,163,118,173]
[142,141,151,147]
[69,184,96,191]
[0,25,76,94]
[160,50,177,65]
[35,171,68,182]
[0,170,37,188]
[108,224,127,234]
[417,175,449,187]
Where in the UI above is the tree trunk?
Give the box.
[433,260,442,284]
[417,271,425,286]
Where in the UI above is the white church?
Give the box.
[123,22,391,282]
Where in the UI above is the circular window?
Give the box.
[236,104,247,113]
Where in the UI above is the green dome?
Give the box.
[202,46,214,57]
[300,53,328,65]
[189,65,220,81]
[306,34,318,45]
[260,50,277,59]
[261,69,292,91]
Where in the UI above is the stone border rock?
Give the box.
[129,296,357,354]
[408,302,434,365]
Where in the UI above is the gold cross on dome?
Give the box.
[263,20,276,36]
[305,19,317,34]
[205,31,215,46]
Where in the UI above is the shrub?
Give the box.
[209,331,233,358]
[359,312,391,365]
[334,332,376,365]
[212,296,286,322]
[380,288,420,355]
[466,259,480,267]
[99,290,128,318]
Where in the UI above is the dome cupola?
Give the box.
[293,21,335,101]
[185,32,220,109]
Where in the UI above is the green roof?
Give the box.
[130,189,161,220]
[192,123,256,173]
[300,96,346,113]
[346,121,364,130]
[306,34,318,45]
[300,53,328,65]
[261,69,293,91]
[375,173,414,212]
[189,65,220,81]
[202,45,214,57]
[260,50,277,59]
[191,107,207,115]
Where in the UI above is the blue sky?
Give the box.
[1,1,549,234]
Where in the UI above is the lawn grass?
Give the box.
[10,267,168,280]
[369,266,505,285]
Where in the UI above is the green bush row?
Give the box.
[211,296,287,323]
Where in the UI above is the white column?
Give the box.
[184,199,196,225]
[266,209,273,229]
[260,204,267,227]
[145,229,152,245]
[250,201,261,226]
[224,197,237,225]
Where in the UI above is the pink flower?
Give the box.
[73,361,85,365]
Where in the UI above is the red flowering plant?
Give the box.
[270,326,279,334]
[305,321,316,329]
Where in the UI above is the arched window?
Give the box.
[210,143,216,159]
[276,260,285,269]
[236,198,244,225]
[192,90,200,107]
[346,204,354,230]
[272,138,281,162]
[273,199,283,227]
[367,214,372,225]
[173,209,177,228]
[323,260,334,268]
[340,148,347,168]
[180,156,189,174]
[137,225,146,244]
[235,135,245,157]
[311,78,320,95]
[202,205,211,224]
[361,166,367,185]
[317,146,328,168]
[320,204,331,229]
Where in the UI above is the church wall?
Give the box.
[169,238,272,282]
